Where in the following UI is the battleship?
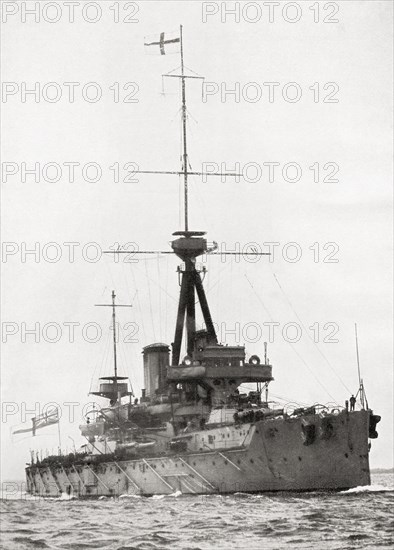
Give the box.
[25,27,380,498]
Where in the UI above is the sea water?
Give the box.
[0,473,393,550]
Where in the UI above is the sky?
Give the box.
[1,0,393,481]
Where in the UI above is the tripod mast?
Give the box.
[104,29,269,366]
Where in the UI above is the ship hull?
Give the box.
[25,410,371,497]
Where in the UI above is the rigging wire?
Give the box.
[189,172,210,230]
[272,272,352,394]
[165,256,169,342]
[100,260,135,383]
[131,260,178,304]
[185,104,214,233]
[156,255,162,341]
[240,383,310,407]
[88,323,109,394]
[104,325,113,378]
[201,260,233,333]
[102,254,118,298]
[217,258,222,326]
[204,261,230,296]
[117,325,135,397]
[120,261,138,385]
[97,329,112,384]
[186,108,199,126]
[144,258,157,342]
[183,64,203,77]
[244,273,338,404]
[129,264,147,345]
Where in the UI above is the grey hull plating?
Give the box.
[26,410,370,497]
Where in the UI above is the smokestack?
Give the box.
[143,343,170,399]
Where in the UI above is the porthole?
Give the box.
[345,453,349,458]
[298,456,302,461]
[250,459,254,464]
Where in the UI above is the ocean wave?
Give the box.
[148,491,183,500]
[44,493,77,501]
[1,474,393,550]
[340,484,394,494]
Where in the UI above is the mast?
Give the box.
[94,292,133,403]
[111,290,118,379]
[354,323,361,391]
[180,24,189,232]
[103,29,269,366]
[354,323,365,409]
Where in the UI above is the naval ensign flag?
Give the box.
[144,31,181,55]
[12,408,59,436]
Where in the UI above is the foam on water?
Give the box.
[147,491,183,499]
[340,484,393,494]
[58,492,77,501]
[45,493,77,501]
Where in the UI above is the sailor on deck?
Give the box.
[350,395,356,411]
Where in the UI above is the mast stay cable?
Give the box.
[272,273,352,394]
[244,273,338,404]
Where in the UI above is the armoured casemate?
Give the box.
[25,27,380,497]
